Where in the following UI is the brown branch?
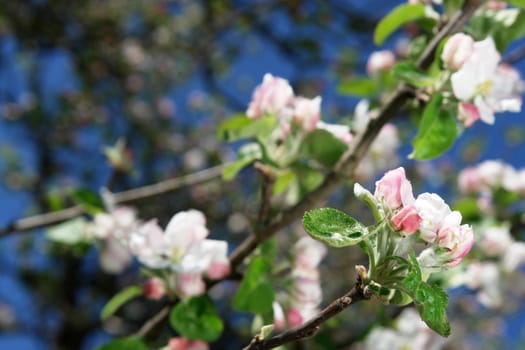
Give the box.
[243,277,370,350]
[134,304,171,339]
[0,164,226,238]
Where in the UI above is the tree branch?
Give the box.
[243,277,370,350]
[0,164,226,238]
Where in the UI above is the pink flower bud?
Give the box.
[441,33,474,71]
[487,1,507,9]
[374,167,415,210]
[391,204,421,234]
[169,337,189,350]
[168,338,209,350]
[143,277,166,300]
[286,308,303,328]
[246,74,294,120]
[206,260,230,280]
[366,50,395,75]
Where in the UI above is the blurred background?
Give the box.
[0,0,524,349]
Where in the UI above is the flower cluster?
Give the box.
[246,73,350,142]
[458,159,525,196]
[273,236,326,330]
[360,308,446,350]
[87,207,138,273]
[88,208,230,299]
[451,223,525,308]
[355,167,474,269]
[442,34,523,126]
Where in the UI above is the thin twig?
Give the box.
[134,304,171,338]
[243,277,369,350]
[0,164,226,238]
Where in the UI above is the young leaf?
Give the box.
[233,256,274,314]
[301,129,349,167]
[170,295,224,342]
[397,253,451,337]
[46,217,89,245]
[303,208,366,247]
[507,0,525,8]
[410,93,457,160]
[97,337,147,350]
[100,285,143,320]
[393,62,435,88]
[71,188,105,214]
[337,78,377,97]
[374,4,427,45]
[217,114,277,142]
[222,143,263,180]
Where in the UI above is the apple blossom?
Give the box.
[246,73,294,120]
[98,239,134,274]
[293,236,327,270]
[125,209,230,298]
[362,308,446,350]
[414,192,452,242]
[441,33,474,71]
[463,262,502,308]
[91,206,138,240]
[292,96,321,132]
[479,225,512,257]
[366,50,395,75]
[451,37,523,125]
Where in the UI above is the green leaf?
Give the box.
[222,143,263,180]
[46,217,89,245]
[233,256,274,314]
[493,10,525,51]
[101,286,143,320]
[337,78,377,97]
[273,171,296,195]
[393,62,435,88]
[170,295,224,342]
[443,0,465,14]
[97,337,147,350]
[410,93,457,160]
[217,114,277,142]
[507,0,525,8]
[303,208,366,247]
[374,4,427,45]
[71,188,105,214]
[301,129,349,167]
[396,253,451,337]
